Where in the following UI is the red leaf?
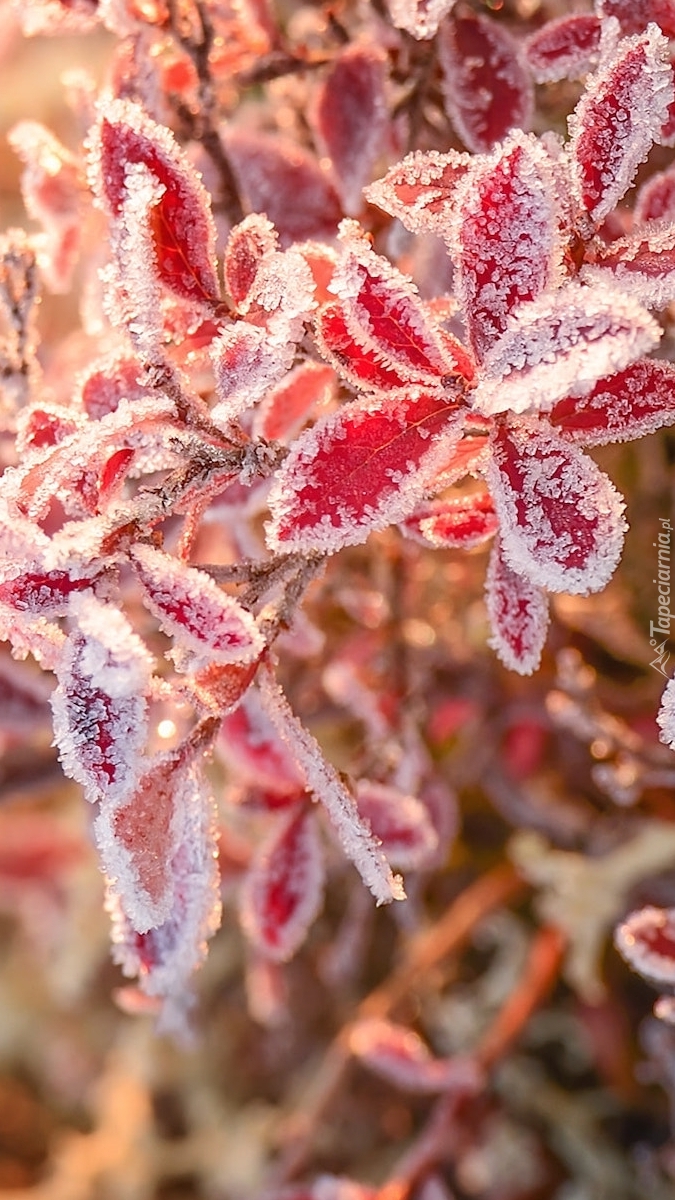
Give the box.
[487,421,626,594]
[365,150,472,240]
[218,688,307,798]
[189,659,259,715]
[76,352,149,420]
[266,388,465,554]
[634,162,675,223]
[315,302,414,391]
[223,213,278,310]
[91,99,220,307]
[17,405,81,453]
[131,544,264,671]
[453,130,565,363]
[485,539,549,675]
[568,26,673,225]
[549,359,675,445]
[438,12,533,154]
[524,14,602,83]
[253,361,336,443]
[0,568,104,616]
[583,222,675,309]
[401,489,498,549]
[311,44,388,214]
[239,806,324,961]
[349,1018,482,1094]
[355,780,438,869]
[211,323,289,425]
[597,0,675,38]
[615,905,675,986]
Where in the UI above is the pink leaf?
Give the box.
[568,26,673,225]
[583,223,675,309]
[354,780,438,869]
[348,1019,482,1094]
[452,130,565,363]
[51,595,153,804]
[438,11,533,154]
[524,15,603,83]
[615,905,675,986]
[223,213,278,310]
[401,489,498,550]
[131,544,264,671]
[311,45,388,214]
[597,0,675,38]
[240,806,324,961]
[210,323,289,426]
[549,359,675,445]
[75,352,149,421]
[218,687,307,798]
[8,120,84,293]
[485,539,549,675]
[634,163,675,223]
[266,388,465,555]
[189,659,259,717]
[258,670,405,905]
[90,99,220,308]
[16,404,82,454]
[384,0,456,40]
[487,421,627,595]
[253,361,336,443]
[471,284,661,417]
[364,149,472,240]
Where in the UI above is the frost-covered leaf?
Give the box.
[657,675,675,748]
[311,45,387,215]
[315,302,416,391]
[597,0,675,38]
[218,687,307,798]
[8,120,84,293]
[16,403,82,455]
[549,359,675,445]
[485,539,549,675]
[51,595,153,804]
[75,351,150,421]
[253,360,336,443]
[90,98,220,308]
[524,15,603,83]
[438,11,533,154]
[615,905,675,986]
[258,670,405,905]
[189,658,259,716]
[240,806,324,961]
[401,489,498,550]
[452,130,565,363]
[471,284,661,417]
[568,25,673,225]
[583,222,675,309]
[354,780,438,869]
[223,213,278,310]
[384,0,456,39]
[131,544,263,672]
[266,387,465,555]
[364,149,472,241]
[487,421,627,595]
[634,163,675,223]
[348,1019,482,1094]
[210,323,289,426]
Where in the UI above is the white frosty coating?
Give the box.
[582,222,675,311]
[451,129,567,363]
[51,594,154,804]
[485,539,549,675]
[311,44,388,216]
[364,149,473,242]
[257,670,405,905]
[550,359,675,447]
[131,543,264,671]
[106,162,167,362]
[107,760,222,1002]
[523,14,602,84]
[385,0,456,40]
[615,905,675,985]
[472,282,661,417]
[657,675,675,749]
[354,780,438,869]
[210,323,288,426]
[247,247,317,349]
[486,421,627,595]
[438,12,533,156]
[8,120,82,293]
[635,165,675,225]
[239,807,325,962]
[265,389,465,555]
[224,212,279,308]
[568,23,674,224]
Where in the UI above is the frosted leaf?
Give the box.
[51,595,153,804]
[189,659,259,716]
[452,130,566,363]
[311,44,388,215]
[16,403,82,455]
[657,675,675,748]
[524,15,603,83]
[210,323,288,426]
[485,539,549,675]
[471,284,661,417]
[218,687,307,798]
[401,489,498,550]
[258,670,405,905]
[487,421,627,595]
[354,780,438,869]
[384,0,456,39]
[131,544,263,671]
[438,11,533,155]
[8,120,84,293]
[223,129,343,246]
[239,806,325,961]
[583,222,675,309]
[597,0,675,38]
[348,1019,482,1094]
[332,219,470,384]
[108,761,221,1002]
[428,432,491,492]
[615,906,675,986]
[315,302,418,392]
[253,361,336,444]
[635,163,675,223]
[265,387,465,555]
[0,560,109,618]
[89,98,220,308]
[568,25,673,225]
[223,214,279,310]
[549,359,675,445]
[74,351,149,420]
[244,246,317,351]
[364,150,473,241]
